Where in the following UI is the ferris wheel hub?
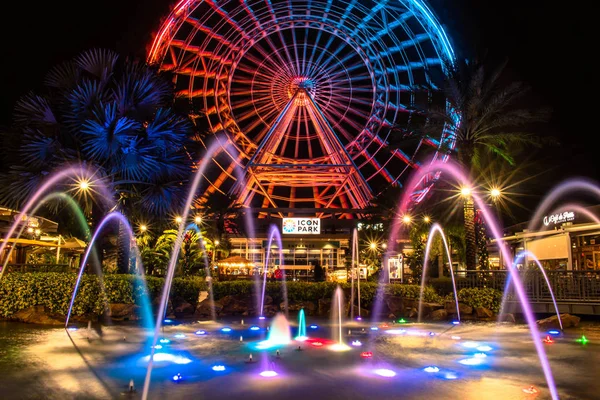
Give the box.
[287,77,315,106]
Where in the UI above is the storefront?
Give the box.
[493,207,600,271]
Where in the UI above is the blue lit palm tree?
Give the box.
[0,49,195,272]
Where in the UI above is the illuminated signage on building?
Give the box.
[282,218,320,234]
[543,211,575,226]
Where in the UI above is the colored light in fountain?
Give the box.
[374,369,396,377]
[398,318,407,324]
[212,365,226,372]
[444,372,458,380]
[356,316,362,321]
[575,335,589,345]
[295,336,308,341]
[523,386,538,394]
[141,353,191,365]
[429,332,435,336]
[380,323,389,328]
[452,321,460,325]
[360,351,373,358]
[260,370,278,378]
[386,329,406,335]
[172,373,182,382]
[329,343,351,352]
[548,330,560,336]
[195,330,206,336]
[370,327,379,331]
[163,319,172,323]
[473,353,487,359]
[476,345,492,352]
[152,345,163,350]
[159,338,170,344]
[424,366,439,373]
[250,326,260,331]
[451,336,461,340]
[351,340,362,347]
[174,334,186,339]
[311,341,323,347]
[221,327,232,333]
[67,327,77,331]
[461,341,479,349]
[458,357,484,366]
[259,316,266,320]
[543,335,554,344]
[310,325,318,329]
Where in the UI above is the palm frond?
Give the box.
[14,93,57,127]
[44,61,80,89]
[75,49,118,81]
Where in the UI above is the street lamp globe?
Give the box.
[175,216,183,224]
[460,187,472,197]
[490,188,501,199]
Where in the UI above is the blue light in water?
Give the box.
[195,330,206,335]
[174,334,186,339]
[444,372,458,380]
[152,345,163,350]
[221,327,232,333]
[429,332,435,336]
[424,366,439,373]
[212,365,226,372]
[476,345,492,352]
[259,316,266,320]
[172,373,182,382]
[458,357,484,366]
[370,327,379,331]
[473,353,487,359]
[250,326,260,331]
[159,338,170,344]
[452,321,460,325]
[141,353,191,365]
[548,330,560,336]
[164,319,172,323]
[310,325,318,329]
[67,327,77,331]
[461,341,479,349]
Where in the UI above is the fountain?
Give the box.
[330,286,350,351]
[500,251,563,330]
[186,223,216,321]
[385,160,559,400]
[65,212,154,330]
[256,313,291,349]
[0,165,115,281]
[260,225,287,318]
[350,228,361,320]
[418,223,461,323]
[296,309,307,340]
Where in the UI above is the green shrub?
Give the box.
[449,287,503,313]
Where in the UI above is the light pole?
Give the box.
[212,240,220,264]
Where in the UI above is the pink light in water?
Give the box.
[389,160,558,400]
[260,371,278,377]
[374,369,396,377]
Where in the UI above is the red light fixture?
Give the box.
[360,351,373,358]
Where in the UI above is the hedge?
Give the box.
[0,273,501,317]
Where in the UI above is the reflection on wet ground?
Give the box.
[1,319,599,399]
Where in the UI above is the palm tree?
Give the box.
[396,58,550,270]
[0,49,195,272]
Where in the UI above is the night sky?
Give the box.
[0,0,594,219]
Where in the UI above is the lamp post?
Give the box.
[212,240,220,264]
[460,186,476,271]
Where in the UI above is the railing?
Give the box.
[453,270,600,303]
[1,264,74,273]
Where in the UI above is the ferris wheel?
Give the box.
[149,0,456,216]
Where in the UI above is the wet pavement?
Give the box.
[1,318,599,399]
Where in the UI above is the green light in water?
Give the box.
[575,335,589,345]
[398,319,407,324]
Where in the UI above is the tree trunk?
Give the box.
[116,219,130,274]
[464,197,477,270]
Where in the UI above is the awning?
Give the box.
[217,255,255,268]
